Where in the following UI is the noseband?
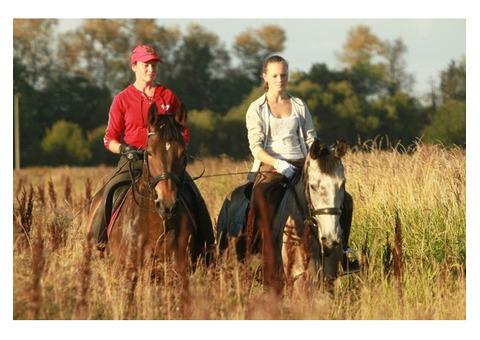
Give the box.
[309,207,342,216]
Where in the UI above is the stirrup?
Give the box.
[94,243,106,259]
[343,247,361,275]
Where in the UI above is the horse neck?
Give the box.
[294,171,308,210]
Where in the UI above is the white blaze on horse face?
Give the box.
[308,159,345,248]
[165,142,171,151]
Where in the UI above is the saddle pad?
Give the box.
[217,182,253,238]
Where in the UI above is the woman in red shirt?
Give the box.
[91,45,214,257]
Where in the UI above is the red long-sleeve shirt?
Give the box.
[103,83,189,150]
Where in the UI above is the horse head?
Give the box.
[304,138,348,251]
[145,103,187,220]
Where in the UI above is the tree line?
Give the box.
[13,19,466,167]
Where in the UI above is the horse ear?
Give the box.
[148,103,159,126]
[309,138,323,159]
[175,103,187,126]
[335,139,349,158]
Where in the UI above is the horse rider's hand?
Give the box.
[274,159,296,179]
[120,144,143,162]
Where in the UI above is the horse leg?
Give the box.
[282,218,299,297]
[319,247,343,293]
[340,191,353,249]
[175,213,192,318]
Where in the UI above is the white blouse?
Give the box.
[265,109,305,160]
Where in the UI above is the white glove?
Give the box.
[274,159,296,179]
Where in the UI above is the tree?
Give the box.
[381,38,415,96]
[57,19,184,96]
[185,109,222,157]
[422,100,466,146]
[13,19,58,89]
[167,24,231,111]
[37,74,112,131]
[440,57,466,102]
[336,25,383,68]
[87,125,118,166]
[57,19,131,94]
[13,57,46,166]
[337,26,415,100]
[336,26,387,100]
[233,25,286,82]
[370,93,426,144]
[41,120,92,165]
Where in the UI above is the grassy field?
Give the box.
[12,143,466,323]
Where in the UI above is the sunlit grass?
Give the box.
[12,143,466,320]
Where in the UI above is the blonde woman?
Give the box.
[245,55,358,274]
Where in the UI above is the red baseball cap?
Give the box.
[130,45,163,66]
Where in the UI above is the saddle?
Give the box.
[106,179,199,238]
[217,171,304,242]
[217,181,253,239]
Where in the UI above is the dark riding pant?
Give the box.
[91,157,142,247]
[246,160,304,254]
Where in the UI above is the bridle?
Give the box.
[303,165,344,229]
[144,131,185,196]
[129,128,186,214]
[283,169,343,238]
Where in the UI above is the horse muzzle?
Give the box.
[319,226,343,251]
[155,198,178,220]
[320,236,341,250]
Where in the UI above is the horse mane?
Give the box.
[150,113,185,145]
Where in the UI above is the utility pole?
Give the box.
[14,93,20,170]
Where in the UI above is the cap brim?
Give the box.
[132,56,163,65]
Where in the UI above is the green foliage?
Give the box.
[12,20,466,167]
[38,75,112,131]
[370,93,426,143]
[41,120,92,165]
[440,58,466,102]
[186,109,222,157]
[87,125,118,166]
[234,25,286,81]
[422,100,466,146]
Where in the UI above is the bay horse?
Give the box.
[218,138,350,294]
[86,104,207,283]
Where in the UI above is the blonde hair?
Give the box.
[262,55,289,92]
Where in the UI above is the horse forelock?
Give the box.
[316,148,339,174]
[150,114,184,145]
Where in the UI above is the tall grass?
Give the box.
[12,144,466,320]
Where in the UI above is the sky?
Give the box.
[57,18,466,98]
